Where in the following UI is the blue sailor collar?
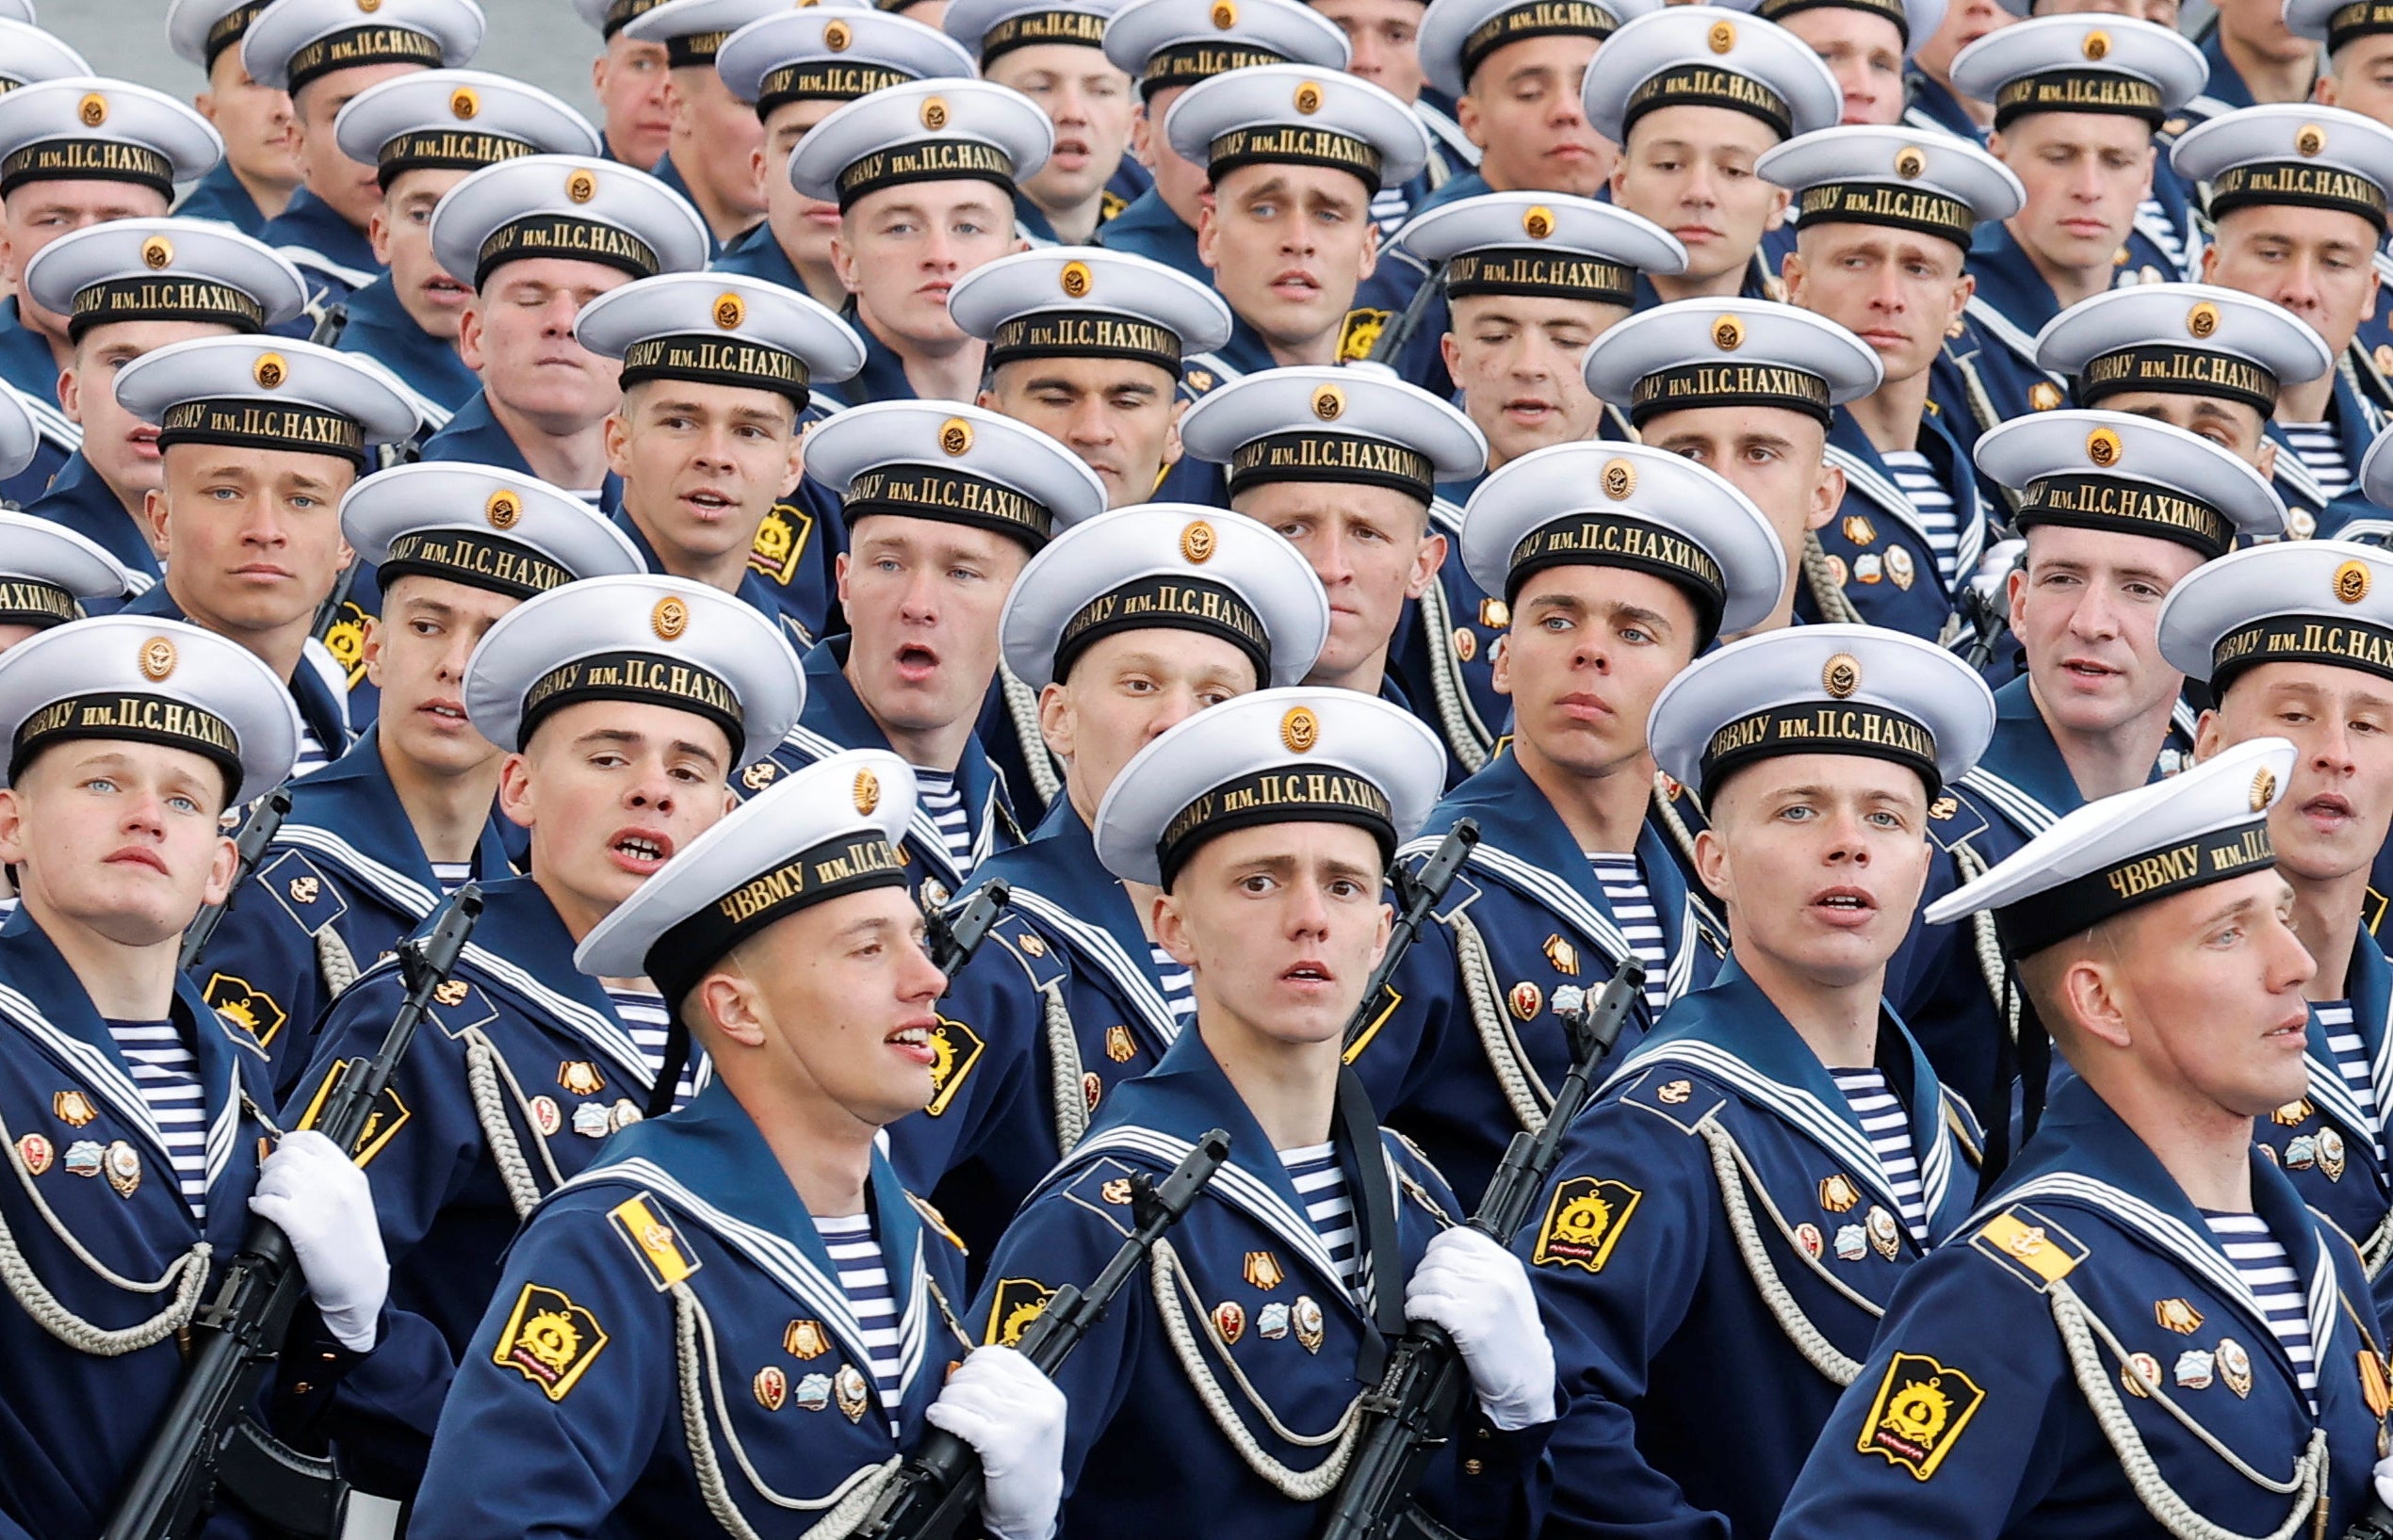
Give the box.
[122,582,349,758]
[2193,26,2263,115]
[1014,188,1062,247]
[645,154,742,260]
[175,160,269,238]
[612,506,794,626]
[1961,219,2072,372]
[424,391,626,512]
[1826,405,1985,584]
[272,725,513,918]
[1610,957,1972,1240]
[0,296,63,407]
[1630,251,1775,312]
[1190,312,1282,385]
[2265,365,2382,511]
[29,450,159,580]
[2300,936,2393,1159]
[1902,73,1989,145]
[844,302,924,406]
[556,1076,944,1412]
[445,874,666,1091]
[1956,674,2104,838]
[335,273,479,421]
[1092,186,1203,280]
[966,797,1181,1040]
[261,185,383,281]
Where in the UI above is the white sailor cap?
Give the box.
[0,391,35,481]
[1923,734,2293,956]
[786,77,1052,207]
[334,69,600,189]
[576,0,760,42]
[1165,63,1430,190]
[1180,364,1485,508]
[1949,15,2204,131]
[575,272,866,413]
[1976,409,2286,559]
[0,20,90,89]
[340,461,646,601]
[1395,192,1687,306]
[0,615,300,800]
[624,0,814,67]
[0,2,34,21]
[1582,298,1881,428]
[1416,0,1660,101]
[1001,502,1329,689]
[114,334,417,468]
[576,748,916,1005]
[947,0,1131,61]
[1093,685,1444,885]
[0,78,220,199]
[0,509,139,624]
[1457,439,1786,643]
[1756,125,2024,247]
[948,247,1233,377]
[429,154,710,291]
[2172,105,2393,236]
[2035,284,2330,418]
[462,574,806,768]
[2156,539,2393,693]
[1648,623,1994,802]
[804,400,1108,550]
[1714,0,1945,57]
[240,0,484,94]
[718,8,976,119]
[1580,8,1840,145]
[2286,0,2393,53]
[24,218,308,342]
[168,0,270,68]
[2361,423,2393,511]
[1102,0,1348,98]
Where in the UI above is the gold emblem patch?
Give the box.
[141,235,173,270]
[609,1193,701,1290]
[1181,520,1216,564]
[2251,766,2276,812]
[824,18,852,49]
[2081,28,2109,58]
[1531,1175,1641,1272]
[855,768,880,814]
[1294,81,1323,114]
[52,1090,95,1128]
[1822,652,1860,699]
[560,1061,605,1097]
[1893,146,1927,179]
[1105,1024,1136,1062]
[2155,1297,2204,1335]
[2187,301,2219,339]
[1602,457,1636,500]
[493,1284,609,1402]
[295,1057,412,1166]
[651,595,688,640]
[78,91,106,127]
[986,1277,1056,1346]
[434,979,469,1008]
[2297,122,2328,156]
[2337,559,2370,605]
[1819,1174,1861,1213]
[2027,381,2063,412]
[1280,705,1319,753]
[1245,1251,1285,1291]
[1060,258,1093,299]
[1657,1078,1691,1104]
[754,1365,788,1411]
[1311,383,1344,421]
[253,352,286,389]
[1858,1353,1985,1480]
[922,1015,985,1116]
[939,416,973,456]
[483,488,523,529]
[1708,18,1735,50]
[139,635,177,681]
[1212,0,1237,25]
[1522,204,1554,239]
[787,1318,829,1359]
[205,973,287,1049]
[288,875,320,905]
[1509,981,1541,1020]
[1543,935,1579,976]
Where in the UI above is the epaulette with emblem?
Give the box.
[1619,1066,1727,1132]
[1926,789,1990,854]
[259,850,348,937]
[908,1190,968,1253]
[1060,1155,1149,1240]
[989,914,1067,991]
[608,1191,703,1291]
[426,975,500,1039]
[1969,1203,2088,1292]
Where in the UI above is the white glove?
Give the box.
[1969,539,2026,604]
[924,1344,1066,1540]
[248,1130,387,1353]
[1404,1226,1556,1432]
[2373,1453,2393,1511]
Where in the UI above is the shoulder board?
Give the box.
[607,1190,703,1291]
[1618,1065,1728,1131]
[258,849,349,936]
[989,913,1068,991]
[1926,787,1992,853]
[1968,1203,2088,1291]
[1059,1155,1148,1240]
[908,1190,968,1253]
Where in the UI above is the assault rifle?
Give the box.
[178,786,293,971]
[930,880,1011,981]
[1345,821,1478,1053]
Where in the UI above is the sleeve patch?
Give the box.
[493,1283,610,1402]
[259,851,348,936]
[1531,1175,1641,1273]
[295,1058,410,1168]
[1856,1352,1987,1480]
[1926,793,1990,854]
[922,1015,984,1117]
[1062,1157,1145,1238]
[204,973,287,1051]
[608,1192,701,1291]
[985,1276,1056,1347]
[1970,1205,2087,1291]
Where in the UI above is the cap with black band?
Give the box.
[2171,104,2393,237]
[1948,13,2204,135]
[1100,0,1348,100]
[1756,124,2024,253]
[334,69,601,191]
[342,461,647,603]
[1581,297,1881,430]
[716,7,976,120]
[1164,62,1431,193]
[784,77,1052,211]
[0,77,221,201]
[1581,6,1840,147]
[2035,284,2332,422]
[113,334,419,472]
[24,217,309,345]
[429,153,711,293]
[1973,408,2287,562]
[574,271,867,415]
[802,400,1107,553]
[240,0,484,95]
[1180,365,1487,509]
[1395,191,1689,310]
[948,247,1233,382]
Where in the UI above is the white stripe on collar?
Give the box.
[1003,885,1180,1040]
[273,824,440,921]
[778,724,997,884]
[1962,295,2063,381]
[0,983,244,1195]
[1952,767,2063,838]
[454,941,656,1088]
[1404,835,1702,1004]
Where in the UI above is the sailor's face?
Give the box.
[837,516,1030,740]
[2319,35,2393,127]
[366,574,513,780]
[608,379,805,574]
[1232,479,1441,690]
[62,318,235,511]
[1311,0,1429,104]
[990,44,1138,217]
[2203,662,2393,888]
[1152,820,1392,1049]
[833,181,1017,350]
[1442,293,1618,469]
[1911,0,2011,82]
[458,258,630,430]
[1784,223,1972,384]
[664,65,767,220]
[1042,628,1259,810]
[2204,205,2383,359]
[2102,869,2314,1118]
[291,63,423,231]
[1780,7,1907,126]
[374,167,474,341]
[1991,112,2154,280]
[1641,406,1827,600]
[1134,83,1213,227]
[0,742,236,949]
[151,446,356,640]
[2095,388,2271,467]
[983,355,1183,508]
[1611,107,1789,287]
[1197,163,1379,358]
[2009,522,2203,739]
[1457,33,1610,197]
[0,181,173,341]
[593,31,675,172]
[1494,561,1699,779]
[1700,753,1932,989]
[758,99,845,276]
[202,47,301,190]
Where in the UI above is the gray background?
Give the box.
[38,1,599,116]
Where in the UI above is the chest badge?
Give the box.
[54,1091,96,1128]
[1244,1251,1284,1292]
[2156,1298,2204,1335]
[1818,1174,1861,1213]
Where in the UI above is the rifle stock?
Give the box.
[179,787,292,972]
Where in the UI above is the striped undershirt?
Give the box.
[290,722,331,779]
[108,1017,204,1221]
[912,769,975,873]
[1148,943,1196,1026]
[2281,422,2354,498]
[1830,1067,1927,1243]
[431,861,472,896]
[1368,185,1409,237]
[607,986,696,1109]
[2318,1000,2384,1162]
[2201,1210,2318,1406]
[1585,852,1669,1013]
[2139,197,2190,276]
[1880,448,1960,588]
[1281,1142,1359,1288]
[815,1210,903,1436]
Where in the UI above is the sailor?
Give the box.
[1929,15,2206,446]
[1386,439,1782,1200]
[888,501,1327,1254]
[1776,738,2392,1540]
[412,750,1071,1540]
[417,150,708,502]
[1177,365,1488,783]
[614,0,786,255]
[0,508,138,650]
[192,462,644,1094]
[1095,0,1349,284]
[772,399,1105,907]
[784,76,1052,404]
[1583,298,1881,640]
[281,573,805,1498]
[1579,7,1841,308]
[2292,0,2393,134]
[243,0,485,312]
[1728,0,1947,127]
[570,0,676,171]
[2186,0,2319,127]
[1160,61,1433,374]
[1900,0,2010,144]
[1528,624,1993,1539]
[1298,0,1479,245]
[0,613,392,1540]
[0,76,221,507]
[573,269,866,646]
[1898,410,2285,1128]
[710,5,978,309]
[165,0,303,237]
[1764,125,2021,640]
[946,0,1151,247]
[19,218,309,582]
[111,333,419,776]
[325,68,603,433]
[2173,105,2393,534]
[970,686,1556,1539]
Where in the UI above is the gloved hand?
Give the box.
[2373,1452,2393,1512]
[925,1344,1066,1540]
[1404,1226,1556,1432]
[248,1130,386,1353]
[1969,539,2026,605]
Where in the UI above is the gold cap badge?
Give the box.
[2251,766,2277,812]
[2085,425,2122,467]
[486,490,522,529]
[1522,204,1555,239]
[2336,558,2371,604]
[1180,520,1216,564]
[939,416,973,456]
[1280,705,1319,753]
[141,235,173,271]
[651,595,689,641]
[1822,653,1860,699]
[855,768,880,814]
[1060,259,1093,299]
[138,636,177,682]
[253,352,286,390]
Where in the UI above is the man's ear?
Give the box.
[55,365,79,426]
[367,206,393,267]
[1036,680,1075,763]
[143,487,172,558]
[1151,888,1196,967]
[496,751,536,830]
[1693,824,1733,912]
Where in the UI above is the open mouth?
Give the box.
[610,827,674,873]
[887,1020,937,1064]
[894,642,939,684]
[1813,885,1878,917]
[1504,397,1557,422]
[128,425,161,460]
[682,489,735,521]
[1269,269,1320,301]
[2302,792,2355,829]
[1281,960,1334,985]
[2058,657,2119,683]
